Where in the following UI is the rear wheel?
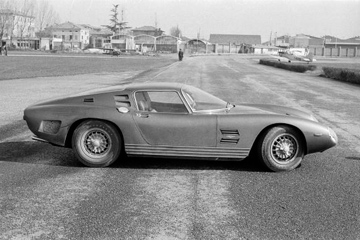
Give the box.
[259,126,304,172]
[72,120,121,167]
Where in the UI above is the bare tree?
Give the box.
[0,1,12,41]
[16,0,36,42]
[37,0,60,29]
[170,25,182,38]
[36,0,60,38]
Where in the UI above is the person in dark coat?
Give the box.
[1,41,7,56]
[3,45,7,56]
[178,49,183,61]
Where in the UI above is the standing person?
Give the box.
[178,48,183,61]
[3,44,7,56]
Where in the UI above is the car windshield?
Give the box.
[181,85,228,111]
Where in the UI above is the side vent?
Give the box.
[114,95,131,107]
[220,139,239,144]
[220,129,240,144]
[220,129,239,135]
[83,98,94,103]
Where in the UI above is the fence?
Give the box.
[310,47,359,57]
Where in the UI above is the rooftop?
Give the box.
[209,34,261,45]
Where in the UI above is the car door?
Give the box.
[133,90,217,147]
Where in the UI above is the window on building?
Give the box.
[70,35,72,40]
[62,35,65,40]
[75,35,78,40]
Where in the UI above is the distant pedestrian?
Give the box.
[178,49,183,61]
[3,45,7,56]
[1,41,7,56]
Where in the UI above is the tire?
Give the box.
[259,126,304,172]
[72,120,122,167]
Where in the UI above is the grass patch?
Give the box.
[0,54,176,81]
[259,59,317,73]
[322,67,360,84]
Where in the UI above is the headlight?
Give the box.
[39,120,61,134]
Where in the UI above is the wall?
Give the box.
[310,47,359,57]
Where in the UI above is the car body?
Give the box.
[23,82,338,171]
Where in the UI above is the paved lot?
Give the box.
[0,55,359,239]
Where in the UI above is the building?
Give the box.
[319,35,360,57]
[131,26,164,37]
[209,34,261,53]
[289,34,324,48]
[263,35,290,48]
[187,39,214,54]
[47,22,90,50]
[156,35,179,53]
[108,26,179,53]
[79,24,112,48]
[111,34,135,50]
[0,8,36,49]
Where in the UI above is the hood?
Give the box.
[233,103,317,122]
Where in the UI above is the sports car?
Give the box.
[23,82,338,171]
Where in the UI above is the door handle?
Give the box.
[137,113,149,118]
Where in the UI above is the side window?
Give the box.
[135,91,188,113]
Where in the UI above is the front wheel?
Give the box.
[72,120,122,167]
[259,126,304,172]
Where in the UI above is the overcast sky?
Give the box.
[48,0,360,42]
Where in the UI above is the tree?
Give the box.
[170,25,182,38]
[0,1,12,41]
[36,0,60,36]
[103,4,130,35]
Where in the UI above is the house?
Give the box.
[131,26,164,37]
[0,8,36,49]
[209,34,261,53]
[79,24,112,48]
[47,22,90,50]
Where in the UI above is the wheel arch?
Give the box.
[250,123,307,156]
[65,118,125,150]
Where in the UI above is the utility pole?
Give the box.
[155,13,157,28]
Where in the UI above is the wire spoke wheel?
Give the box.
[259,126,304,172]
[271,134,298,163]
[72,120,122,167]
[83,129,111,157]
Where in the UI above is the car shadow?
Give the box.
[0,141,268,172]
[345,156,360,161]
[0,141,82,167]
[114,156,267,172]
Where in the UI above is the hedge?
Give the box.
[259,59,317,73]
[322,67,360,84]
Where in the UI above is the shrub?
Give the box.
[322,67,360,84]
[259,59,317,73]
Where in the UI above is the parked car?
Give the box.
[23,82,337,171]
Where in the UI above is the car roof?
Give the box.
[123,82,184,91]
[69,82,186,98]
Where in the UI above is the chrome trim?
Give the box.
[125,144,249,159]
[32,136,49,143]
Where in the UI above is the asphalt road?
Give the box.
[1,55,359,239]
